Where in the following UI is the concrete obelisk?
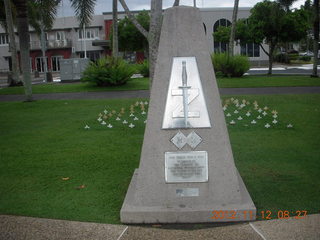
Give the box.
[120,6,256,223]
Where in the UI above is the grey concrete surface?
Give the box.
[1,214,319,240]
[0,215,126,240]
[1,86,319,102]
[0,90,150,102]
[121,223,261,240]
[251,214,320,240]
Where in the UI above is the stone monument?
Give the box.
[120,6,256,223]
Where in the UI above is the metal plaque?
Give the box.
[187,131,202,149]
[171,131,187,149]
[162,57,211,129]
[176,188,199,197]
[165,151,208,183]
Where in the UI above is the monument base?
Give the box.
[121,169,256,223]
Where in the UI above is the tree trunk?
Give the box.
[112,0,119,57]
[40,26,48,82]
[14,0,33,101]
[173,0,179,6]
[148,0,162,86]
[4,0,20,86]
[268,44,275,75]
[119,0,163,85]
[312,0,319,77]
[119,0,148,38]
[229,0,239,56]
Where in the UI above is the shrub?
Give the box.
[81,56,135,86]
[288,53,299,61]
[130,63,141,74]
[299,55,311,62]
[211,53,250,77]
[275,53,290,64]
[137,60,149,77]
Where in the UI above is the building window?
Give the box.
[0,34,9,45]
[51,56,63,72]
[36,57,49,72]
[241,43,260,57]
[80,51,100,62]
[55,31,65,41]
[213,19,231,53]
[78,28,99,40]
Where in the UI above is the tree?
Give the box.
[3,0,21,86]
[173,0,179,6]
[229,0,239,56]
[13,0,32,101]
[11,0,96,101]
[277,0,296,11]
[28,0,60,82]
[70,0,97,58]
[248,0,308,74]
[117,11,149,54]
[119,0,162,85]
[112,0,118,57]
[312,0,319,77]
[213,1,309,74]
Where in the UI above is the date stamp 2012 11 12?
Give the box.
[210,210,308,221]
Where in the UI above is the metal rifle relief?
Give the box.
[162,57,211,129]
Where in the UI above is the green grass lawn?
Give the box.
[0,94,319,224]
[0,77,149,95]
[217,75,320,88]
[0,75,319,95]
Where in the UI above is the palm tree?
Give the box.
[70,0,97,59]
[3,0,21,86]
[229,0,239,56]
[11,0,96,101]
[13,0,32,101]
[13,0,160,100]
[28,0,60,82]
[112,0,118,57]
[312,0,319,77]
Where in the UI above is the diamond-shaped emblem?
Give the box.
[171,131,187,149]
[186,131,202,149]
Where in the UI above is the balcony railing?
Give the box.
[29,39,72,50]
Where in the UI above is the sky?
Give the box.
[57,0,306,17]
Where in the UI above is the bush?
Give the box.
[289,53,299,61]
[211,53,250,77]
[81,56,135,86]
[299,55,311,62]
[137,60,149,77]
[130,63,141,74]
[275,53,290,64]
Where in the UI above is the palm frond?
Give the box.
[27,1,41,33]
[0,0,8,31]
[27,0,59,32]
[70,0,96,27]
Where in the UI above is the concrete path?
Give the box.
[0,86,320,102]
[247,63,320,75]
[0,214,319,240]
